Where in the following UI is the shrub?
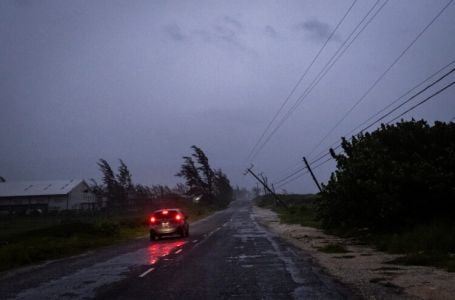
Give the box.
[318,243,349,253]
[318,120,455,232]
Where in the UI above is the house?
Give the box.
[0,179,97,214]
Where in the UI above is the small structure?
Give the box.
[0,179,97,214]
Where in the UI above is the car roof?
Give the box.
[153,208,181,213]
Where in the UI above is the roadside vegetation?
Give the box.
[318,243,349,254]
[256,193,320,228]
[0,145,234,272]
[257,120,455,272]
[0,199,215,272]
[0,213,141,272]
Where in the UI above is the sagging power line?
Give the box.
[274,75,455,188]
[247,0,387,163]
[308,64,455,165]
[246,0,359,163]
[308,60,455,163]
[244,166,288,208]
[307,0,454,158]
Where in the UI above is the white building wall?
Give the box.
[0,180,97,212]
[68,181,96,210]
[48,195,68,211]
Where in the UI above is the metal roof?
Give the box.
[0,180,87,198]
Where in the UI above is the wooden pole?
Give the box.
[303,156,322,192]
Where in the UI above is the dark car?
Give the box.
[148,208,189,241]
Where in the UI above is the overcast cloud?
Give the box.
[1,0,454,193]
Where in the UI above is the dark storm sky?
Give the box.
[1,0,454,193]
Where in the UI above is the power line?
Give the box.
[276,170,307,189]
[273,5,394,182]
[248,0,386,162]
[308,77,455,170]
[275,78,455,189]
[310,60,455,162]
[344,62,455,137]
[275,78,454,190]
[310,145,341,165]
[274,166,307,185]
[310,68,455,164]
[359,69,455,132]
[245,0,359,162]
[309,61,455,163]
[311,156,334,171]
[272,163,305,182]
[387,81,455,123]
[276,156,333,189]
[307,0,454,158]
[281,61,454,182]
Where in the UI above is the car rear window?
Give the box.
[153,210,180,220]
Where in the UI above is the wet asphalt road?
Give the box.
[0,199,355,299]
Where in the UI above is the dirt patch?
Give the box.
[253,206,455,300]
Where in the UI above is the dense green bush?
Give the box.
[318,120,455,232]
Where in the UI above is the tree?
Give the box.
[96,158,132,210]
[176,145,233,207]
[116,159,133,206]
[117,159,133,191]
[89,178,105,208]
[213,169,233,205]
[150,185,172,198]
[173,183,188,195]
[134,184,153,209]
[176,156,206,196]
[318,120,455,232]
[192,145,215,194]
[97,159,118,207]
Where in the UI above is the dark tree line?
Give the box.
[91,159,174,211]
[318,120,455,232]
[91,146,233,211]
[176,145,233,207]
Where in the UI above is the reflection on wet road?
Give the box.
[147,240,186,265]
[10,239,188,300]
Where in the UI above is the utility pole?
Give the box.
[259,173,269,195]
[303,157,322,193]
[245,167,288,208]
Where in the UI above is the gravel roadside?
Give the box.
[253,205,455,300]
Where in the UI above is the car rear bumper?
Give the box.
[150,225,181,235]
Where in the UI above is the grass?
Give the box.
[367,221,455,272]
[0,202,221,272]
[318,243,349,254]
[255,194,321,228]
[255,194,455,272]
[0,215,146,272]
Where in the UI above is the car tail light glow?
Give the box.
[175,214,182,221]
[150,216,156,223]
[162,210,169,215]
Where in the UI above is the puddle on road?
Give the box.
[147,240,186,265]
[11,240,187,300]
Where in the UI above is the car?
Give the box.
[148,208,189,241]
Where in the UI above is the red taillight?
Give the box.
[175,214,182,221]
[150,216,156,223]
[162,210,169,215]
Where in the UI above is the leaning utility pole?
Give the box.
[302,157,322,193]
[245,166,288,208]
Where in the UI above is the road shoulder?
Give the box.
[253,205,455,300]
